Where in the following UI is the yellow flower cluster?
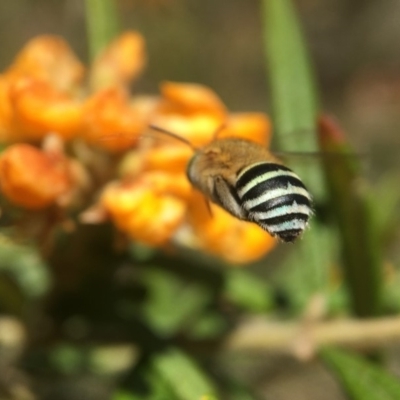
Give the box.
[0,31,277,263]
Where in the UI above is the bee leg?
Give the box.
[213,176,247,220]
[204,197,213,218]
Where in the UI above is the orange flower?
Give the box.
[82,87,148,152]
[150,114,223,148]
[9,77,83,141]
[0,144,72,209]
[121,143,193,176]
[0,31,147,144]
[0,38,83,142]
[90,31,147,90]
[220,113,271,147]
[158,81,227,118]
[4,35,84,91]
[0,32,278,263]
[101,174,188,245]
[186,192,277,264]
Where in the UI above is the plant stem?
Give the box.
[224,316,400,357]
[84,0,120,61]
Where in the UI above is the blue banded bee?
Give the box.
[150,125,313,242]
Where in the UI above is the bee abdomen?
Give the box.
[236,162,313,242]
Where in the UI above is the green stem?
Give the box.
[84,0,120,61]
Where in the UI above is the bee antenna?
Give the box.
[148,124,197,150]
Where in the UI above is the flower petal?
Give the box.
[101,179,186,245]
[9,77,83,140]
[5,35,84,92]
[186,191,277,263]
[159,81,227,118]
[0,144,71,209]
[83,87,147,152]
[219,112,272,147]
[150,114,223,148]
[90,31,147,90]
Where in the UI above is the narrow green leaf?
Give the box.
[261,0,332,310]
[322,347,400,400]
[262,0,318,144]
[152,349,217,400]
[84,0,120,61]
[318,116,382,317]
[370,172,400,243]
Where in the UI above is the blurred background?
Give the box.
[0,1,399,399]
[1,0,400,161]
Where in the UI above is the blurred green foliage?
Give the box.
[0,0,398,399]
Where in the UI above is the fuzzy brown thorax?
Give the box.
[186,138,278,197]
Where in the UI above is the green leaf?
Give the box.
[0,235,51,298]
[152,349,217,400]
[322,347,400,400]
[224,269,273,313]
[262,0,318,144]
[261,0,332,311]
[84,0,120,61]
[147,368,180,400]
[186,312,227,340]
[112,371,179,400]
[224,380,258,400]
[112,391,146,400]
[370,172,400,243]
[130,242,157,262]
[318,116,382,317]
[381,267,400,312]
[141,269,212,337]
[49,344,84,375]
[274,225,336,314]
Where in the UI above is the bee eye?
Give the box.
[186,154,198,185]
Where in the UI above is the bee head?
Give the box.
[186,153,198,185]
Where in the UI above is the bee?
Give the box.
[149,125,313,242]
